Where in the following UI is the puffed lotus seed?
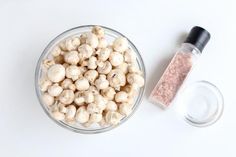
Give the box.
[59,89,75,105]
[92,26,105,39]
[47,64,65,83]
[65,105,77,121]
[66,65,81,81]
[89,113,103,123]
[115,91,128,103]
[48,83,63,97]
[109,51,124,66]
[119,103,132,116]
[105,111,123,125]
[106,101,118,111]
[85,33,99,48]
[42,93,54,106]
[52,111,65,121]
[75,106,90,123]
[64,51,80,65]
[75,77,90,91]
[113,37,128,52]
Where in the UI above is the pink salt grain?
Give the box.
[149,52,193,108]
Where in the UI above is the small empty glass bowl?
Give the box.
[35,25,146,134]
[175,81,224,127]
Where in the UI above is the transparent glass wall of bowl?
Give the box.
[35,25,146,134]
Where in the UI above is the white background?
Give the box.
[0,0,235,156]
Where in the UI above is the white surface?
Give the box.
[0,0,235,156]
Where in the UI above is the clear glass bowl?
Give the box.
[35,25,146,134]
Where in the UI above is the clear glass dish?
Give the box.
[35,25,146,134]
[175,80,224,127]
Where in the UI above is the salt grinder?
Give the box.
[149,26,211,108]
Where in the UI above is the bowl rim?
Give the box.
[35,25,146,134]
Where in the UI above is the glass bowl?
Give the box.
[35,25,146,134]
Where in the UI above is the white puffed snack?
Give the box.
[113,37,128,52]
[47,64,65,83]
[51,46,61,57]
[115,91,128,103]
[61,78,73,89]
[87,103,101,114]
[59,89,75,104]
[97,61,112,74]
[64,51,80,65]
[117,62,129,74]
[42,93,54,106]
[39,79,52,92]
[127,73,144,87]
[89,113,103,123]
[124,48,136,63]
[92,26,105,39]
[101,87,116,100]
[106,101,118,111]
[95,75,109,90]
[65,37,80,51]
[84,70,98,84]
[52,111,65,121]
[87,56,97,70]
[75,77,90,91]
[83,91,94,103]
[94,94,107,111]
[65,105,76,121]
[109,51,124,66]
[48,83,63,97]
[75,106,90,123]
[96,48,111,61]
[107,69,126,87]
[97,38,108,49]
[85,33,99,48]
[78,44,93,59]
[65,65,81,81]
[119,103,132,116]
[105,111,123,125]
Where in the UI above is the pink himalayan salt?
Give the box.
[149,52,193,108]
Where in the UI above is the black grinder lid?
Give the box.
[184,26,211,52]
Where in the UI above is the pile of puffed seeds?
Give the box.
[39,26,144,127]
